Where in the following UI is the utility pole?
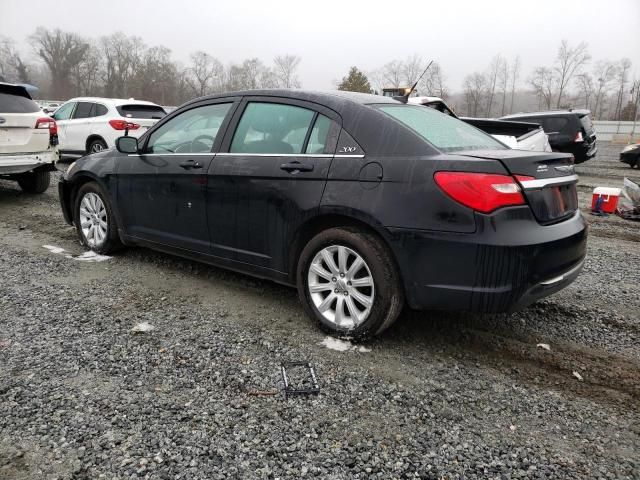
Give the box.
[630,80,639,143]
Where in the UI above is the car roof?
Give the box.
[64,97,162,107]
[183,89,400,109]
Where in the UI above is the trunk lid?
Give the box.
[458,149,578,224]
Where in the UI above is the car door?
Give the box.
[209,98,339,273]
[52,101,76,152]
[117,99,237,253]
[64,101,94,152]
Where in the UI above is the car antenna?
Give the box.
[394,60,434,104]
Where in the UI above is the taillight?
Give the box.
[434,172,526,213]
[109,119,140,131]
[574,131,584,142]
[35,117,57,135]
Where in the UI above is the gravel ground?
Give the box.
[0,143,638,479]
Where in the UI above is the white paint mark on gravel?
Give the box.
[131,322,155,333]
[319,336,371,353]
[572,371,584,381]
[43,245,111,262]
[43,244,66,254]
[74,251,111,262]
[536,343,551,351]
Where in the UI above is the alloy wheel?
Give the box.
[91,142,105,153]
[307,245,375,330]
[79,192,108,248]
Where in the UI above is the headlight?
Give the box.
[622,144,639,153]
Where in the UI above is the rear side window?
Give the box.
[73,102,93,119]
[306,114,332,154]
[378,104,506,152]
[94,104,108,116]
[231,102,316,154]
[0,92,40,113]
[117,104,166,119]
[540,117,569,133]
[146,103,232,154]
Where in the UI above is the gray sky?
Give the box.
[1,0,639,91]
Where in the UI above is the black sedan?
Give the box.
[620,143,640,168]
[59,90,587,338]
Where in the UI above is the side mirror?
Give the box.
[116,136,139,154]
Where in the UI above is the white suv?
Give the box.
[53,97,166,157]
[0,83,59,193]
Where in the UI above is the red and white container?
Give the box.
[591,187,622,213]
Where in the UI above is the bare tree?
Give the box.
[508,55,520,114]
[485,55,503,117]
[575,73,594,110]
[273,54,301,88]
[612,58,632,120]
[419,62,448,99]
[186,51,223,97]
[381,60,403,88]
[101,32,145,98]
[463,72,486,117]
[402,54,423,86]
[30,27,88,98]
[529,67,555,110]
[554,40,590,108]
[498,57,509,116]
[71,41,102,96]
[592,61,616,119]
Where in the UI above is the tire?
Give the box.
[296,226,404,339]
[17,170,51,194]
[87,138,107,154]
[73,181,121,254]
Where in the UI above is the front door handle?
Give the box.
[280,161,314,173]
[179,159,203,170]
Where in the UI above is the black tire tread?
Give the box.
[17,170,51,194]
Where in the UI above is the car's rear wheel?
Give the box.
[88,138,107,154]
[73,182,121,254]
[17,170,51,194]
[297,227,404,339]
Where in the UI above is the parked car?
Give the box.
[58,90,587,338]
[620,143,640,168]
[0,82,59,193]
[501,110,597,163]
[52,97,166,157]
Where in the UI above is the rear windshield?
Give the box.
[116,104,166,119]
[0,92,40,114]
[377,104,506,152]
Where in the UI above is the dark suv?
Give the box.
[501,110,597,163]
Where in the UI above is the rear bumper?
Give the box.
[388,207,588,313]
[0,151,58,175]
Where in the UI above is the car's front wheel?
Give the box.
[297,227,404,339]
[73,182,121,254]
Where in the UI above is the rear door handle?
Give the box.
[179,159,203,170]
[280,161,314,173]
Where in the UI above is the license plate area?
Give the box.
[525,183,578,224]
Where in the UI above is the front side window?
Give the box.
[53,102,76,121]
[378,104,506,152]
[230,102,316,154]
[146,103,232,154]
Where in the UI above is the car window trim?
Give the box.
[139,98,240,155]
